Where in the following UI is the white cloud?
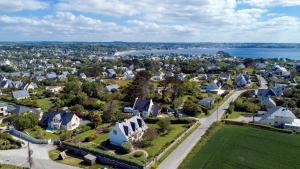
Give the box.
[240,0,300,8]
[0,0,48,12]
[0,0,300,42]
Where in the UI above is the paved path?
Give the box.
[0,143,79,169]
[158,90,244,169]
[258,75,268,89]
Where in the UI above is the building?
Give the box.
[0,103,8,116]
[199,97,216,109]
[132,98,160,118]
[235,73,251,87]
[40,112,80,131]
[256,87,283,98]
[12,90,30,100]
[109,116,148,146]
[23,82,38,91]
[261,97,277,109]
[105,84,120,92]
[107,69,116,79]
[46,86,64,93]
[206,80,223,95]
[255,107,300,131]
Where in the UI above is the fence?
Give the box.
[7,128,50,144]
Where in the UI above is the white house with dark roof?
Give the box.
[40,112,80,131]
[105,84,120,92]
[132,98,160,118]
[109,115,148,146]
[0,103,8,116]
[235,73,251,87]
[206,80,224,95]
[255,107,300,131]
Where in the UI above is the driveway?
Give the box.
[0,143,79,169]
[158,90,244,169]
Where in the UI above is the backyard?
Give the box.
[179,124,300,169]
[52,122,191,165]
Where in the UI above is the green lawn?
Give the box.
[179,124,300,169]
[49,149,112,169]
[35,98,53,111]
[145,124,187,158]
[0,164,25,169]
[25,126,59,140]
[226,111,252,119]
[66,123,188,164]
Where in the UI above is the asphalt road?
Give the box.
[157,90,244,169]
[0,143,79,169]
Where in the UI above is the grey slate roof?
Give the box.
[41,112,76,126]
[133,98,151,112]
[12,90,29,99]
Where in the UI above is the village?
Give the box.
[0,44,299,169]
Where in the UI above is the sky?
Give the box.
[0,0,300,42]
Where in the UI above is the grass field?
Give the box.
[49,149,111,169]
[0,164,25,169]
[179,124,300,169]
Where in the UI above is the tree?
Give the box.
[124,71,152,101]
[90,111,102,128]
[157,118,171,133]
[183,99,202,116]
[121,141,132,154]
[102,100,120,122]
[70,104,84,113]
[10,113,39,131]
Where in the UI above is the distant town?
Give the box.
[0,42,300,169]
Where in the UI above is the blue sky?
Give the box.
[0,0,300,42]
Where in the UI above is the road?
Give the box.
[258,75,268,89]
[0,143,79,169]
[157,90,244,169]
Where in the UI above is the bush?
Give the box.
[133,151,144,158]
[121,141,132,154]
[158,118,171,133]
[9,112,39,131]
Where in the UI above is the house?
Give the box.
[45,86,64,93]
[261,97,277,109]
[23,82,38,91]
[109,115,148,146]
[79,73,87,79]
[235,73,251,87]
[199,97,216,109]
[206,80,223,95]
[273,65,290,77]
[177,73,186,80]
[0,103,8,116]
[256,87,283,97]
[7,105,43,119]
[12,90,30,100]
[151,71,164,81]
[132,98,160,118]
[107,69,116,79]
[46,72,57,80]
[40,112,80,131]
[255,107,300,131]
[105,84,120,92]
[255,63,267,69]
[123,70,135,80]
[236,63,246,69]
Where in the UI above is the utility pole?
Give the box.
[27,142,34,169]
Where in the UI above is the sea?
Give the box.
[117,47,300,60]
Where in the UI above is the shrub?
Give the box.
[158,118,171,133]
[121,141,132,154]
[133,151,143,158]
